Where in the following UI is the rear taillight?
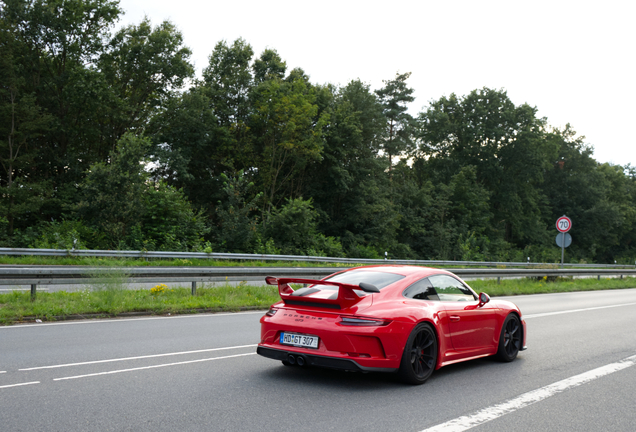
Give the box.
[265,308,278,317]
[340,316,390,326]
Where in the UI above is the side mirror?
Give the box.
[478,292,490,307]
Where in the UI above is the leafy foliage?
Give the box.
[262,198,344,257]
[76,134,207,250]
[0,8,634,264]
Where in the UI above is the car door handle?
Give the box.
[450,315,460,322]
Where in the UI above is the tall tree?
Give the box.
[250,72,327,213]
[0,25,52,235]
[418,87,555,246]
[202,38,254,169]
[0,0,122,235]
[375,72,415,174]
[99,18,194,152]
[149,88,230,213]
[253,48,286,83]
[303,80,398,256]
[75,133,151,245]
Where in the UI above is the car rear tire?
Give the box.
[496,313,521,362]
[398,323,437,385]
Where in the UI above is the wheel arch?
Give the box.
[497,310,524,346]
[413,318,444,370]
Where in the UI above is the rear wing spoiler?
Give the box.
[265,276,379,309]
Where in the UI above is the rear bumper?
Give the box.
[257,346,398,373]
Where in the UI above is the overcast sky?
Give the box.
[117,0,636,167]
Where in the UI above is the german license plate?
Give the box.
[280,332,319,349]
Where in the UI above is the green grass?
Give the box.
[1,276,634,326]
[469,276,636,296]
[0,283,280,325]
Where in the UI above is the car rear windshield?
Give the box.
[316,270,405,290]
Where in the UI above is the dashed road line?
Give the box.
[421,353,636,432]
[0,381,40,389]
[523,301,636,319]
[53,352,257,381]
[20,344,257,371]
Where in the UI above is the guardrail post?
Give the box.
[497,277,501,284]
[30,284,37,301]
[191,281,197,296]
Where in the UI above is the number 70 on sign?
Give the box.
[556,216,572,233]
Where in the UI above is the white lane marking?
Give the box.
[53,352,256,381]
[523,301,636,319]
[1,310,265,329]
[421,353,636,432]
[20,344,257,371]
[0,371,6,374]
[0,381,40,389]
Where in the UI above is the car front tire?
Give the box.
[496,313,521,362]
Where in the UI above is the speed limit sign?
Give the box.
[556,215,572,233]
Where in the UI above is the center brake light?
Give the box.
[340,316,391,326]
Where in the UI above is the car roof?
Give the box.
[339,265,451,278]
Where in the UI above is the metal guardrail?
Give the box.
[0,266,335,285]
[3,265,636,300]
[0,247,634,268]
[3,266,636,286]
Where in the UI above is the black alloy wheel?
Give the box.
[398,323,438,385]
[496,313,521,362]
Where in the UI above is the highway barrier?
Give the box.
[0,247,634,268]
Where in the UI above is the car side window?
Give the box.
[429,275,475,302]
[403,278,440,301]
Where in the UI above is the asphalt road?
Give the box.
[2,288,636,431]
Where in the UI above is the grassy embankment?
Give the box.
[469,276,636,295]
[0,282,281,325]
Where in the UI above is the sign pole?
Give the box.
[561,233,565,268]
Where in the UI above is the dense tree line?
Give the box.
[2,0,635,263]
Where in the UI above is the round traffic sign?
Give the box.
[556,215,572,233]
[556,233,572,248]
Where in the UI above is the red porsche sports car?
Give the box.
[257,265,527,384]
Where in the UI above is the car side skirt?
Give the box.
[439,352,494,367]
[257,346,398,373]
